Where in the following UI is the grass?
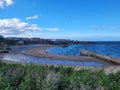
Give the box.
[0,60,120,90]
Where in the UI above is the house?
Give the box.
[16,41,24,46]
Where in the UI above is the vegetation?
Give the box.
[4,39,18,45]
[0,61,120,90]
[0,35,4,42]
[0,35,5,51]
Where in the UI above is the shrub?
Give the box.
[0,61,120,90]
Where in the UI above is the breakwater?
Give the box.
[80,50,120,65]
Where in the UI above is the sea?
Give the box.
[46,41,120,59]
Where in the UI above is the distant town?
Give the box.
[0,35,94,53]
[1,35,94,45]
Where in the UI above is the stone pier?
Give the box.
[80,50,120,65]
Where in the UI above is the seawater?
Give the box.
[0,54,104,66]
[46,42,120,59]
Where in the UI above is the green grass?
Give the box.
[0,60,120,90]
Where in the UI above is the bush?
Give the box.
[0,61,120,90]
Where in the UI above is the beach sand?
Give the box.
[25,45,113,65]
[1,44,120,74]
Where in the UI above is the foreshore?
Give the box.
[1,59,120,74]
[1,44,120,73]
[25,44,113,65]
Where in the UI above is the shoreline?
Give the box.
[1,44,120,73]
[1,59,120,74]
[25,45,114,65]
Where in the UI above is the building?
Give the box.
[16,41,24,46]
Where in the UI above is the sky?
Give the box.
[0,0,120,41]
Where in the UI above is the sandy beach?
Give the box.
[25,45,114,65]
[1,44,120,74]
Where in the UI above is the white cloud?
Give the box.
[6,0,13,6]
[0,18,42,37]
[45,28,59,31]
[26,15,39,20]
[0,0,13,8]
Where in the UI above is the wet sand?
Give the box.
[1,44,120,73]
[25,45,113,65]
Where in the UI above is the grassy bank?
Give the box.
[0,61,120,90]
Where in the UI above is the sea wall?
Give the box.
[80,50,120,65]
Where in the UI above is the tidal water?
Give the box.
[46,42,120,59]
[0,45,105,66]
[0,54,104,66]
[1,42,119,66]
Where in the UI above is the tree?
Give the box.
[0,35,4,42]
[0,35,5,50]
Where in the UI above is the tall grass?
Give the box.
[0,60,120,90]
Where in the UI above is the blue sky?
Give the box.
[0,0,120,41]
